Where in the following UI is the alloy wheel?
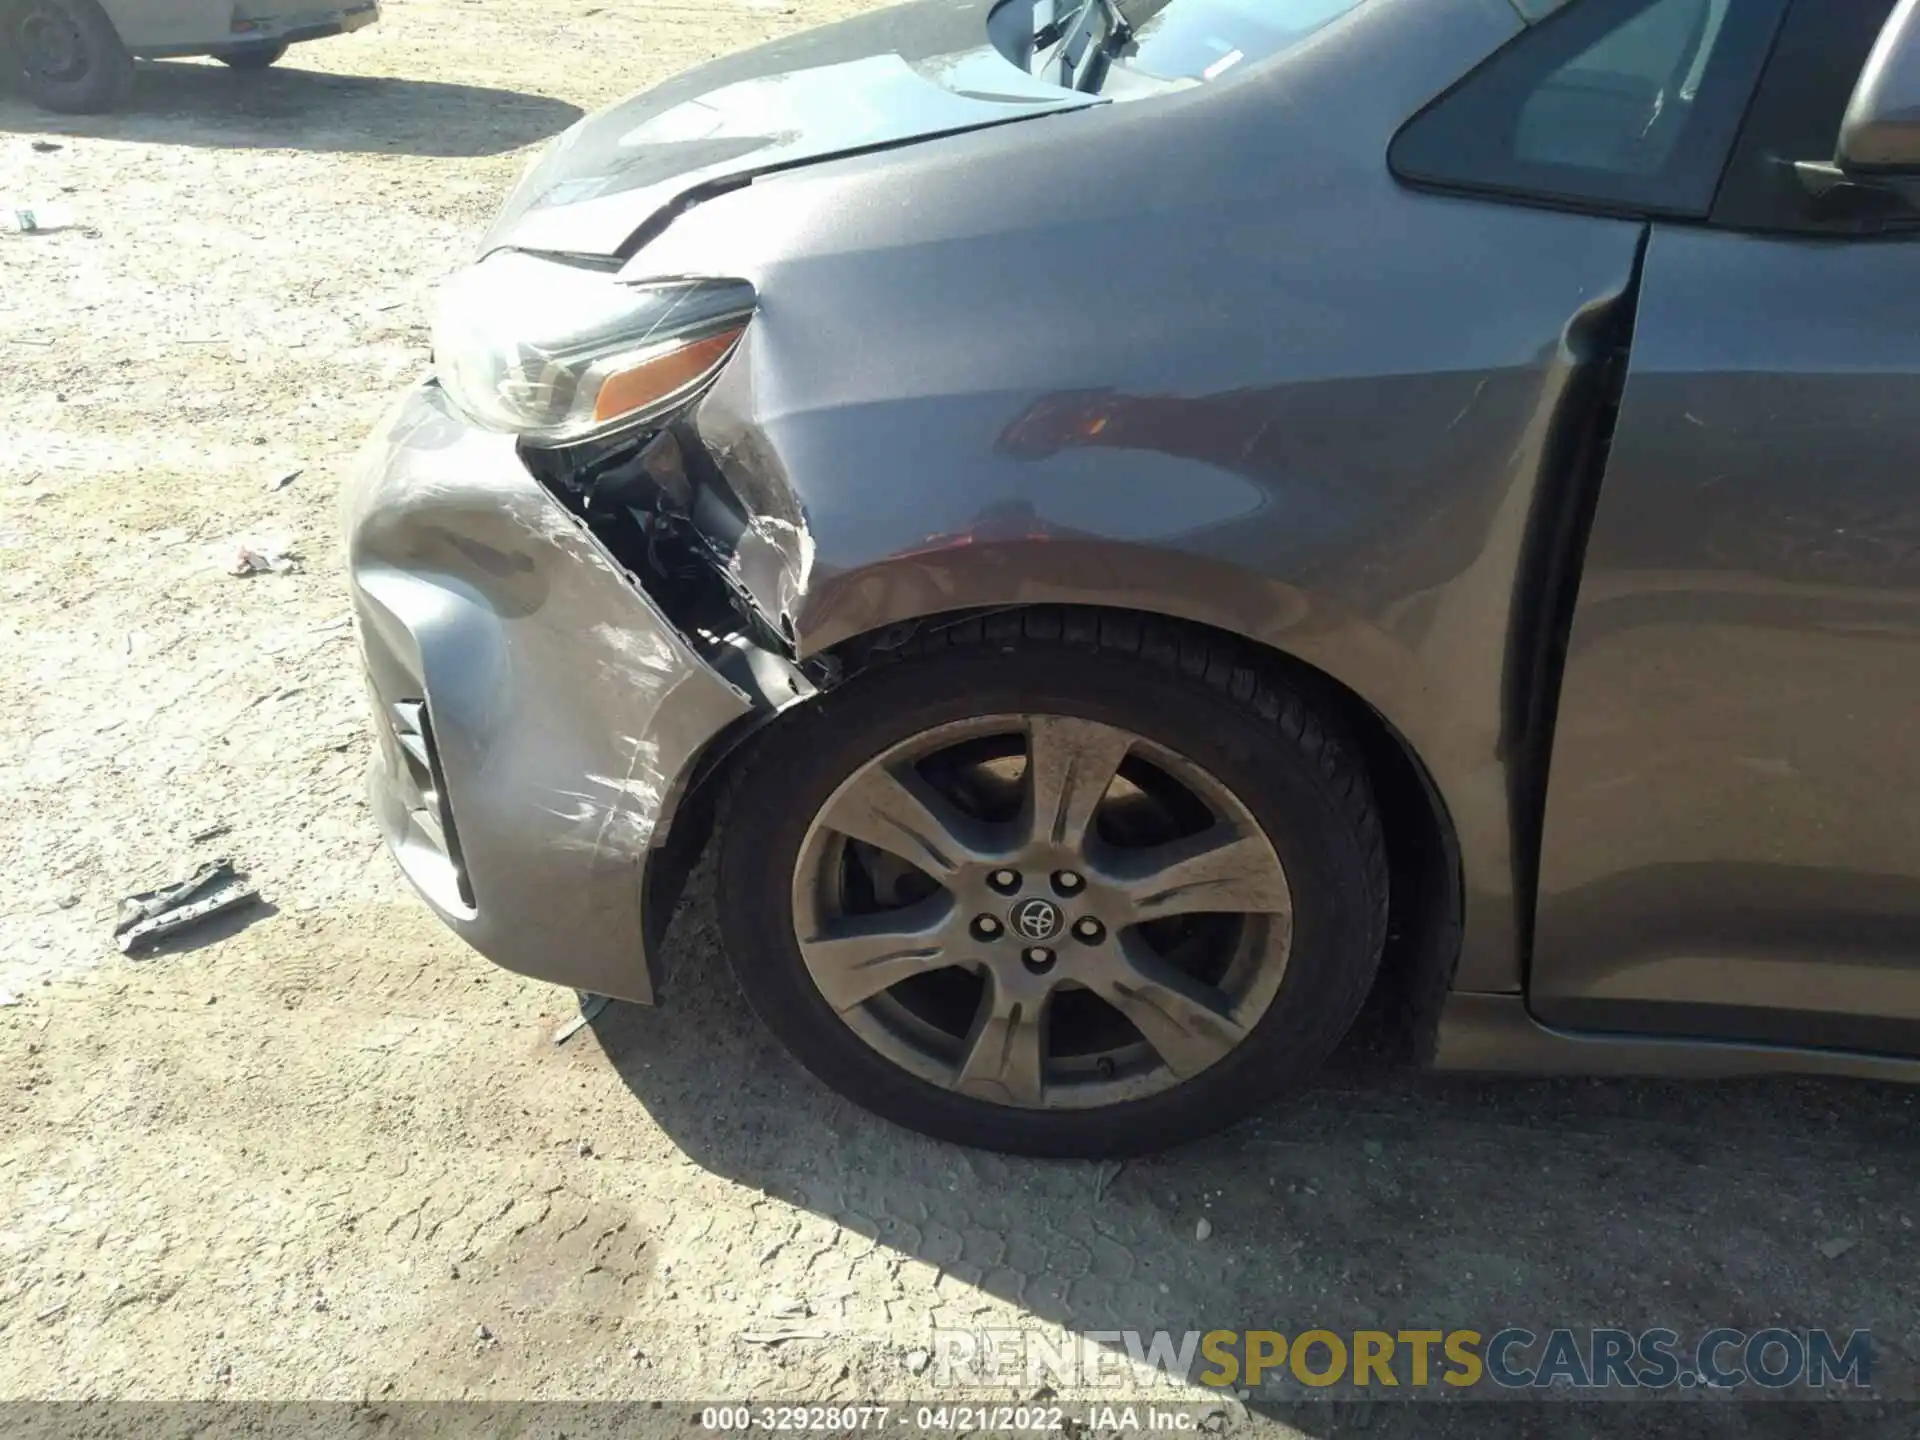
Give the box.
[789,714,1294,1110]
[15,3,86,79]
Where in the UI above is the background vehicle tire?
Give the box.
[217,41,288,70]
[0,0,132,113]
[717,610,1389,1157]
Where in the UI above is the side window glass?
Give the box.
[1391,0,1787,217]
[1515,0,1726,174]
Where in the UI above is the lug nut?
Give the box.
[972,915,1002,940]
[1073,917,1105,944]
[1023,947,1056,973]
[1053,870,1085,895]
[988,869,1022,894]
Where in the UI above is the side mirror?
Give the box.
[1839,0,1920,172]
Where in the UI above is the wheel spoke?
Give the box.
[1106,826,1290,923]
[817,761,991,880]
[954,977,1048,1106]
[1023,716,1134,851]
[1092,934,1247,1078]
[797,895,959,1012]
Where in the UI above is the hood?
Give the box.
[481,0,1103,259]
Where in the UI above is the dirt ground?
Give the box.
[2,0,1918,1431]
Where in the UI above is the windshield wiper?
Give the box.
[1037,0,1132,93]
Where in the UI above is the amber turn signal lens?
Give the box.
[592,327,745,426]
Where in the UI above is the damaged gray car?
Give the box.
[348,0,1920,1156]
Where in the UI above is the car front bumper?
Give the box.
[343,382,753,1003]
[128,4,381,57]
[232,2,381,46]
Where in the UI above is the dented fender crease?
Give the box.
[616,0,1625,1000]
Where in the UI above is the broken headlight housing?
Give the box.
[431,249,755,446]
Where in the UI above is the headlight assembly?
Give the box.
[431,249,755,446]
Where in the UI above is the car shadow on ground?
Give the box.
[595,881,1920,1437]
[0,61,581,157]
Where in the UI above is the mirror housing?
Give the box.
[1840,0,1920,172]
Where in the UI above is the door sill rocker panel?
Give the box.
[1435,990,1920,1082]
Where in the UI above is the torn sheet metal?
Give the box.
[728,513,816,645]
[115,859,261,955]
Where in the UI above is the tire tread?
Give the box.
[720,606,1391,1156]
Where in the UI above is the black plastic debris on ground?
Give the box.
[114,859,261,955]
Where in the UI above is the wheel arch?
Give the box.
[654,602,1465,1059]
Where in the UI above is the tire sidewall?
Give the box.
[718,641,1383,1157]
[3,0,132,113]
[218,41,289,69]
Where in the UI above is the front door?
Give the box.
[1532,0,1920,1053]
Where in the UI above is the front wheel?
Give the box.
[717,612,1388,1157]
[216,41,288,70]
[1,0,133,113]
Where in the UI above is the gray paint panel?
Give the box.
[345,385,754,1003]
[481,0,1098,257]
[1435,991,1920,1081]
[623,0,1638,993]
[1536,225,1920,1050]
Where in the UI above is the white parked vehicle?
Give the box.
[1,0,379,112]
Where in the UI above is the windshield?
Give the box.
[1019,0,1370,92]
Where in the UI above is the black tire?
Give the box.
[717,609,1389,1158]
[217,41,288,70]
[0,0,132,113]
